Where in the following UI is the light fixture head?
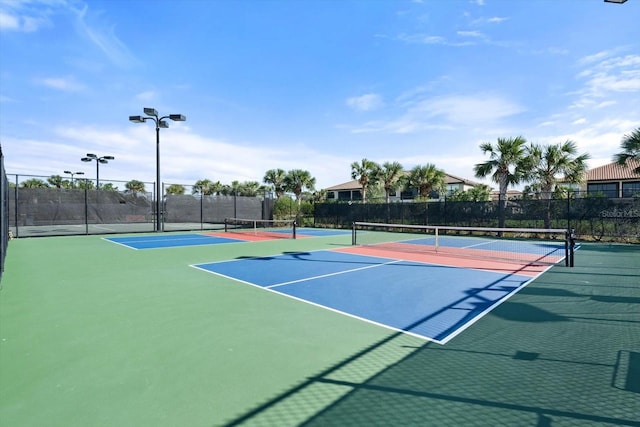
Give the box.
[169,114,186,122]
[81,157,91,162]
[86,153,97,158]
[102,156,115,160]
[99,159,108,164]
[129,115,146,123]
[64,170,72,174]
[604,0,627,3]
[143,107,158,117]
[159,120,169,128]
[77,172,85,175]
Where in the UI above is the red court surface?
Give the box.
[335,244,558,277]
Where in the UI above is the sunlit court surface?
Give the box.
[1,229,638,427]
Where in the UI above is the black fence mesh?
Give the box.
[314,194,640,243]
[8,174,275,237]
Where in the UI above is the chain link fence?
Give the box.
[6,175,275,237]
[314,193,640,243]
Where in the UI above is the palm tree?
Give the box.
[526,141,590,228]
[407,164,446,199]
[193,179,219,196]
[350,158,380,203]
[20,178,49,188]
[47,175,64,189]
[125,179,146,195]
[474,136,528,227]
[263,168,287,198]
[166,184,186,195]
[284,169,316,206]
[377,161,404,203]
[466,184,492,202]
[238,181,261,197]
[613,127,640,174]
[527,141,590,198]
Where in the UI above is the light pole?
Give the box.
[63,170,84,188]
[81,154,114,190]
[129,108,186,232]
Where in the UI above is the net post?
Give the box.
[569,229,575,267]
[224,218,228,233]
[434,226,439,253]
[352,222,356,245]
[292,221,297,239]
[564,230,569,267]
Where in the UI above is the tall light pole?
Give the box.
[81,154,114,190]
[63,170,84,188]
[129,108,186,232]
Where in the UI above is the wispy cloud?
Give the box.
[346,93,384,112]
[0,0,138,67]
[348,93,524,135]
[135,91,157,102]
[574,51,640,105]
[71,3,139,68]
[0,1,52,33]
[35,75,85,91]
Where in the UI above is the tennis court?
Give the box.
[0,226,638,426]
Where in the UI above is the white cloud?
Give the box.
[70,2,139,68]
[135,91,156,102]
[346,93,384,112]
[347,93,525,135]
[0,5,49,32]
[35,76,85,91]
[487,16,508,23]
[3,124,351,190]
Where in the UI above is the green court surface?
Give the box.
[0,233,638,426]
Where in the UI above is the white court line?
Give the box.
[266,259,403,289]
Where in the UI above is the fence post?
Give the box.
[13,175,18,238]
[84,181,89,235]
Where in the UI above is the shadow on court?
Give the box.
[221,242,640,426]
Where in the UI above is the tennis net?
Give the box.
[352,222,574,267]
[224,218,297,239]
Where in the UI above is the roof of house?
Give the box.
[324,172,482,191]
[586,159,640,182]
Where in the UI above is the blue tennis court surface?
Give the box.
[106,228,353,249]
[192,250,535,343]
[106,233,243,249]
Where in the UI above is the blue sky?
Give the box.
[1,0,639,191]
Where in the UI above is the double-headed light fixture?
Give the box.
[129,108,186,232]
[63,170,84,187]
[81,154,114,190]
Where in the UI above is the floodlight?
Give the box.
[128,106,186,232]
[604,0,627,3]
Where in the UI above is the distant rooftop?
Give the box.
[586,159,640,182]
[324,172,482,191]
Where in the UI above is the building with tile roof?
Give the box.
[324,172,483,202]
[583,159,640,198]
